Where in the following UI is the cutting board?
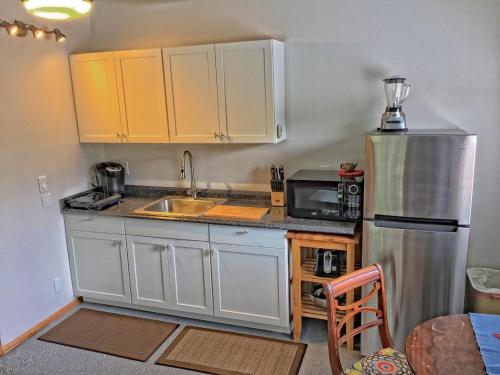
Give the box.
[204,205,269,220]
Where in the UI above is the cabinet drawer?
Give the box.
[209,225,287,248]
[125,218,209,241]
[64,214,125,234]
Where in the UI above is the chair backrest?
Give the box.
[323,263,393,375]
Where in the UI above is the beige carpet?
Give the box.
[39,308,178,362]
[156,326,307,375]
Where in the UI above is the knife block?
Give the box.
[271,192,285,207]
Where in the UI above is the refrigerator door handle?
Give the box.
[373,216,458,232]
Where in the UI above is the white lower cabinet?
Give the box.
[127,236,213,315]
[127,235,172,309]
[167,239,213,315]
[67,231,131,303]
[65,216,289,330]
[211,243,289,327]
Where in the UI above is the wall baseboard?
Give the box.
[0,297,82,356]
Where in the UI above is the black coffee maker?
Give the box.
[95,162,125,196]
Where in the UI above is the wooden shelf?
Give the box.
[301,258,346,283]
[301,295,344,321]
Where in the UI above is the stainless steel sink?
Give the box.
[133,196,227,217]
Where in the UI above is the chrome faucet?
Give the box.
[179,150,198,199]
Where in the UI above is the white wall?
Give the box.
[0,1,497,346]
[88,0,500,268]
[0,5,105,344]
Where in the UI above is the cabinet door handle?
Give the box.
[235,230,249,235]
[122,133,128,142]
[214,132,220,139]
[116,132,122,141]
[113,240,121,247]
[204,249,211,256]
[81,217,94,222]
[210,248,215,256]
[166,244,173,252]
[277,124,283,139]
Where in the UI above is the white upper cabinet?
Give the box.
[163,45,220,143]
[70,49,169,143]
[114,49,169,143]
[216,40,286,144]
[70,52,122,143]
[70,40,286,144]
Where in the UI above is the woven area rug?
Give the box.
[156,326,307,375]
[39,308,178,361]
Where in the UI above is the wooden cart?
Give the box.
[288,231,361,350]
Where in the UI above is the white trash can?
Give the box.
[467,267,500,315]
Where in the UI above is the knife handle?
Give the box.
[278,165,285,181]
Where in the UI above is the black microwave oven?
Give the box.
[286,170,363,222]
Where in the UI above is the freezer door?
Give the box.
[364,133,476,224]
[361,220,469,354]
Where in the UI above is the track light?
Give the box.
[30,25,46,39]
[53,29,66,42]
[13,21,28,37]
[2,21,19,36]
[22,0,93,20]
[0,19,67,42]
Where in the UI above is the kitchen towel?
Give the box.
[469,313,500,375]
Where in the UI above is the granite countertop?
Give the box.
[61,186,359,236]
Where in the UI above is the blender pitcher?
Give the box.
[384,76,411,109]
[381,76,411,131]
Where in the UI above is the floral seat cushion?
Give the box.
[345,348,414,375]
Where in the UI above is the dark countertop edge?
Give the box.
[62,207,359,235]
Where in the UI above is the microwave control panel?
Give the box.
[339,182,363,219]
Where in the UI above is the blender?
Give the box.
[380,76,411,131]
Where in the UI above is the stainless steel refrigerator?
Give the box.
[362,129,477,354]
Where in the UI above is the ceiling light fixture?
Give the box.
[53,28,66,42]
[0,19,67,42]
[13,21,29,37]
[21,0,93,20]
[1,21,20,36]
[30,25,46,39]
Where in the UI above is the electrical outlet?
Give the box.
[53,277,63,293]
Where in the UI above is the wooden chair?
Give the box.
[323,264,413,375]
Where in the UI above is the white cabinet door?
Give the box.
[67,231,131,302]
[215,40,286,144]
[114,49,169,143]
[167,239,213,315]
[211,243,289,327]
[163,45,220,143]
[69,53,122,143]
[126,236,171,309]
